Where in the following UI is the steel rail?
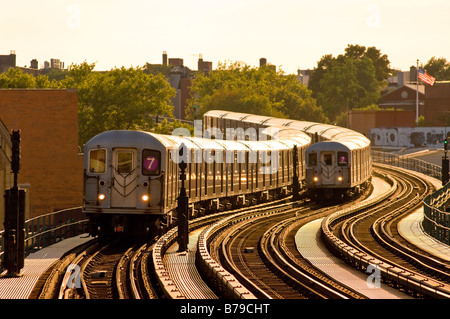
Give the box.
[322,164,450,299]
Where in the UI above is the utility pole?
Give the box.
[2,130,25,277]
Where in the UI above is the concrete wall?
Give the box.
[369,127,447,148]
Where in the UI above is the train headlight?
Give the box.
[142,194,149,202]
[313,176,319,183]
[98,193,106,201]
[338,176,343,182]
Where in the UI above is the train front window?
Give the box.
[308,153,317,166]
[324,154,332,166]
[89,149,106,173]
[338,152,348,166]
[142,150,161,175]
[117,151,133,174]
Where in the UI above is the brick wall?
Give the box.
[424,83,450,126]
[348,110,416,137]
[0,89,83,218]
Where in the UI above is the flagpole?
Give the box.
[416,59,419,125]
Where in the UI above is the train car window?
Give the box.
[308,153,317,166]
[337,152,348,166]
[89,149,106,173]
[195,160,199,198]
[117,151,133,174]
[142,150,161,175]
[213,160,216,194]
[287,150,290,181]
[246,152,249,189]
[221,158,224,193]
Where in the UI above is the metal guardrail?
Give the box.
[371,151,442,180]
[1,206,87,272]
[423,183,450,245]
[372,150,450,246]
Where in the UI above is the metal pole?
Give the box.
[292,145,300,201]
[2,130,24,277]
[177,143,189,252]
[416,59,419,125]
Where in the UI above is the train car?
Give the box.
[204,110,373,201]
[305,139,372,200]
[83,129,310,238]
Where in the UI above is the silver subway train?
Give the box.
[83,128,311,237]
[203,110,372,201]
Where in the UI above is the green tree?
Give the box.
[187,61,326,123]
[344,44,391,81]
[60,62,176,146]
[309,45,389,123]
[151,119,194,135]
[424,57,450,80]
[317,57,381,122]
[0,67,55,88]
[144,63,172,77]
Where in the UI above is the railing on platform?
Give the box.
[372,150,450,246]
[423,183,450,245]
[371,150,442,180]
[1,206,88,272]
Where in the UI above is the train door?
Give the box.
[111,148,138,208]
[320,151,335,185]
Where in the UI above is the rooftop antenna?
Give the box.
[189,53,198,70]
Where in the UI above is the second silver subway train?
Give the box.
[203,110,372,201]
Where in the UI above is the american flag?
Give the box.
[418,67,435,85]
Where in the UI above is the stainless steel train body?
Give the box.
[203,110,372,200]
[83,129,311,237]
[304,139,371,199]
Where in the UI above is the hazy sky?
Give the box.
[1,0,449,74]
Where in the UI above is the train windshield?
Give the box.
[308,153,317,166]
[142,150,161,175]
[323,154,332,166]
[89,149,106,173]
[117,151,134,174]
[338,152,348,166]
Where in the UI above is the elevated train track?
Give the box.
[30,160,450,300]
[322,164,450,298]
[13,110,449,300]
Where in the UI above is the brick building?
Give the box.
[424,82,450,126]
[0,51,16,73]
[169,66,192,120]
[379,84,425,114]
[0,119,14,230]
[0,89,83,219]
[348,110,416,137]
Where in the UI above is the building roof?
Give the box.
[382,83,425,98]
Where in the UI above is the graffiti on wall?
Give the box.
[369,127,447,148]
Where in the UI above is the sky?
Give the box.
[1,0,449,75]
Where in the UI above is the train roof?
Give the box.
[205,110,370,149]
[85,130,164,149]
[85,129,310,155]
[306,141,354,153]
